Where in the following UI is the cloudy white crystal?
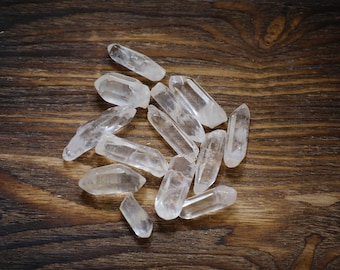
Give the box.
[107,43,166,82]
[169,75,228,128]
[224,103,250,168]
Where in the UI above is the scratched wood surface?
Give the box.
[0,1,339,269]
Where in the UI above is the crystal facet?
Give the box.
[78,164,146,195]
[151,82,205,143]
[155,156,195,220]
[94,72,150,108]
[120,193,153,238]
[63,106,136,161]
[169,75,228,128]
[180,185,237,219]
[147,105,199,161]
[224,103,250,168]
[194,130,226,194]
[95,132,169,177]
[107,43,166,82]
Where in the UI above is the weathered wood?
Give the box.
[0,1,339,269]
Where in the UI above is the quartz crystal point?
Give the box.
[169,75,228,129]
[147,105,199,161]
[107,43,166,82]
[155,156,196,220]
[150,82,205,143]
[78,164,146,195]
[180,185,237,219]
[194,130,226,194]
[224,103,250,168]
[94,72,150,108]
[95,132,168,177]
[120,193,153,238]
[63,106,136,161]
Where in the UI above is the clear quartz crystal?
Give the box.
[63,106,136,161]
[194,130,226,194]
[169,75,228,129]
[224,103,250,168]
[95,132,169,177]
[107,43,166,82]
[94,72,150,108]
[120,193,153,238]
[150,82,205,143]
[78,164,146,195]
[147,105,199,161]
[180,185,237,219]
[155,156,196,220]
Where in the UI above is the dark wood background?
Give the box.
[0,1,339,269]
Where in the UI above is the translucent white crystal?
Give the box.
[180,185,237,219]
[169,75,228,128]
[147,105,199,161]
[120,193,153,238]
[107,43,166,82]
[78,164,146,195]
[63,106,136,161]
[150,82,205,143]
[194,130,226,194]
[95,132,168,177]
[224,103,250,168]
[155,156,195,220]
[94,72,150,108]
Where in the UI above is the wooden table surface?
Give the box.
[1,1,339,269]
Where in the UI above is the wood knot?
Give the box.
[260,15,286,49]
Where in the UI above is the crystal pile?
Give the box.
[63,43,250,238]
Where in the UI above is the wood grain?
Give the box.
[0,1,339,269]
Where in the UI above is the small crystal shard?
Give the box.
[155,156,195,220]
[95,132,169,177]
[120,193,153,238]
[94,72,150,108]
[107,43,166,82]
[78,164,146,195]
[169,75,228,128]
[180,185,237,219]
[147,105,199,161]
[224,103,250,168]
[151,82,205,143]
[194,130,226,194]
[63,106,136,161]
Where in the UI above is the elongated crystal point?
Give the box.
[147,105,199,161]
[95,132,168,177]
[107,43,166,82]
[78,164,146,195]
[151,82,205,143]
[94,72,150,108]
[224,103,250,168]
[120,193,153,238]
[155,156,195,220]
[180,185,237,219]
[194,130,226,194]
[169,75,228,128]
[63,106,136,161]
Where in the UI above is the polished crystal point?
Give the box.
[94,72,150,108]
[147,105,199,161]
[63,106,136,161]
[151,82,205,143]
[155,156,195,220]
[78,164,146,195]
[224,103,250,168]
[120,193,153,238]
[169,75,228,128]
[95,132,169,177]
[107,43,166,82]
[180,185,237,219]
[194,130,226,194]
